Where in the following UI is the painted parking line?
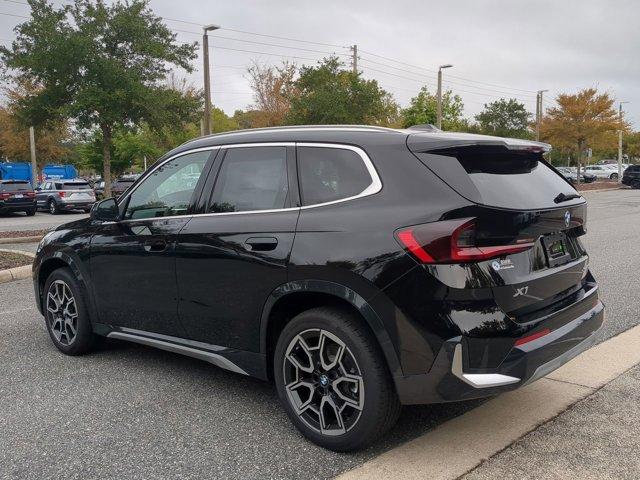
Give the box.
[337,324,640,480]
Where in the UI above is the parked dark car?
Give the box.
[556,167,596,184]
[0,180,36,215]
[622,164,640,188]
[33,126,604,451]
[36,179,96,214]
[111,177,136,198]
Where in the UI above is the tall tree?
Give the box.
[539,88,626,177]
[475,98,532,138]
[1,0,198,197]
[247,61,297,127]
[0,81,71,168]
[401,86,464,130]
[286,57,399,126]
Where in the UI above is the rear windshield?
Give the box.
[57,182,90,190]
[0,181,31,192]
[414,146,583,210]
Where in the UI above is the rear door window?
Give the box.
[209,146,289,213]
[297,146,373,206]
[413,145,582,210]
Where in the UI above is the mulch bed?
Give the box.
[0,229,48,239]
[0,251,33,270]
[577,181,624,192]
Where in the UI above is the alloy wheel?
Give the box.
[49,201,56,214]
[283,329,364,436]
[46,280,78,345]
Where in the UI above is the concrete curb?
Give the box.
[579,186,625,193]
[0,264,32,284]
[0,249,34,284]
[336,324,640,480]
[0,236,42,245]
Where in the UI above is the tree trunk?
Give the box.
[102,124,112,198]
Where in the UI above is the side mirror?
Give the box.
[91,197,120,222]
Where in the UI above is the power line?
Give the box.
[0,11,28,18]
[173,27,348,57]
[359,47,538,94]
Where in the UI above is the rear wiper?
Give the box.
[554,192,582,204]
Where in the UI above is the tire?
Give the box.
[83,208,92,213]
[48,199,59,215]
[633,180,640,189]
[274,306,401,451]
[610,173,619,180]
[26,207,36,216]
[42,267,97,355]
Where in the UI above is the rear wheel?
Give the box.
[26,207,36,216]
[274,307,400,451]
[633,180,640,189]
[610,173,619,180]
[43,267,97,355]
[48,199,59,215]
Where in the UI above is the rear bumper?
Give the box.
[59,201,94,210]
[0,200,36,211]
[394,285,604,405]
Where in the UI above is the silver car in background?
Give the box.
[36,179,96,214]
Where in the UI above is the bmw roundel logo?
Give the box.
[491,260,501,272]
[564,211,571,228]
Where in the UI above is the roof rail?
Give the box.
[407,124,442,132]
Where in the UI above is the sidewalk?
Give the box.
[463,364,640,480]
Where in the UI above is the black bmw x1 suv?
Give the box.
[34,125,604,451]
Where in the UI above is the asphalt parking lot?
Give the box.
[0,211,88,233]
[1,189,639,480]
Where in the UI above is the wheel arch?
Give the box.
[37,250,97,323]
[260,279,401,381]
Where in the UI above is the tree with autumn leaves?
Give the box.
[540,88,628,174]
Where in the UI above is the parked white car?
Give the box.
[584,164,621,180]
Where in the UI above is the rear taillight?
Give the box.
[25,191,35,197]
[58,191,66,197]
[395,218,535,264]
[0,192,10,200]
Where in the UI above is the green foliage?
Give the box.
[401,86,464,130]
[286,57,399,126]
[1,0,198,195]
[211,107,239,133]
[475,98,532,138]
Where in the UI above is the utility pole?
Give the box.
[618,101,629,183]
[535,90,548,141]
[436,64,453,130]
[29,126,37,188]
[202,24,220,136]
[350,45,358,74]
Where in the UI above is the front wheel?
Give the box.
[43,268,98,355]
[610,173,619,180]
[274,307,400,451]
[26,207,36,216]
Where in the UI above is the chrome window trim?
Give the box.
[115,141,382,224]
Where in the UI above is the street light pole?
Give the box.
[436,64,452,130]
[618,101,629,183]
[535,89,548,141]
[202,24,220,136]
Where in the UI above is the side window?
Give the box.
[209,146,288,213]
[55,182,63,190]
[124,150,211,220]
[297,146,373,206]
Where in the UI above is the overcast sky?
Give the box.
[2,0,639,126]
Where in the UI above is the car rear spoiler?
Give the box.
[407,131,552,154]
